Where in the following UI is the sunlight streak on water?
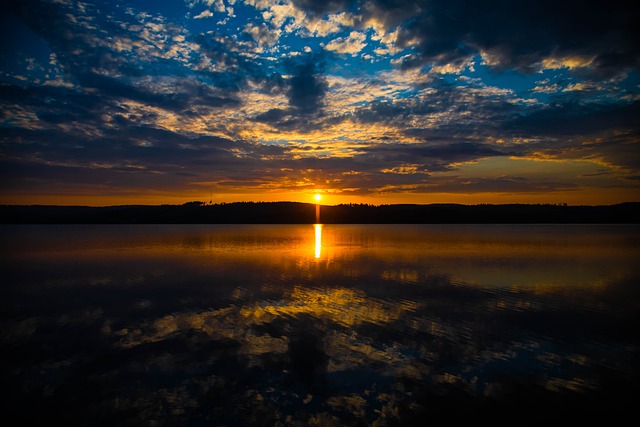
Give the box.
[314,224,322,259]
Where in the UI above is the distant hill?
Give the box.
[1,202,639,224]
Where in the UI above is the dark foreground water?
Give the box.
[1,224,639,425]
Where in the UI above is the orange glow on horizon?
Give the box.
[1,186,637,207]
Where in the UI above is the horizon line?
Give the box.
[2,201,639,208]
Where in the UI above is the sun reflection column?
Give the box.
[314,193,322,223]
[314,224,323,259]
[313,193,323,259]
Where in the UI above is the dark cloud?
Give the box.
[503,100,640,138]
[1,83,105,124]
[250,55,329,130]
[353,78,520,138]
[402,0,638,75]
[291,0,358,16]
[289,0,639,76]
[254,108,288,124]
[354,101,411,124]
[6,0,243,117]
[421,175,581,194]
[195,34,282,94]
[9,0,127,76]
[0,121,266,196]
[73,73,237,112]
[286,56,327,115]
[366,141,509,170]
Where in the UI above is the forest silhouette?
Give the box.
[1,202,638,224]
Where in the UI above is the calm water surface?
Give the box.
[1,224,639,425]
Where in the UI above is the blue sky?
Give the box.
[1,0,639,205]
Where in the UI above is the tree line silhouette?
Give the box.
[1,202,638,224]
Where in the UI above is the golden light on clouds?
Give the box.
[2,0,637,206]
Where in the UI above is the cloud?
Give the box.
[290,0,356,17]
[259,2,306,33]
[194,32,283,94]
[249,55,330,131]
[194,10,214,19]
[187,0,228,13]
[286,55,327,114]
[2,0,638,203]
[244,23,282,50]
[287,0,639,77]
[503,100,640,138]
[254,108,288,124]
[324,31,367,56]
[366,141,509,171]
[252,0,355,39]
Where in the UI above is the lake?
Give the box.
[1,224,638,425]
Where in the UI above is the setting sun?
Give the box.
[314,194,322,202]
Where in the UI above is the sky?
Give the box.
[1,0,639,206]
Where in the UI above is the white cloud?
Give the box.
[242,0,273,9]
[532,83,560,93]
[194,10,214,19]
[562,82,603,92]
[304,18,341,37]
[541,56,594,70]
[263,3,305,33]
[189,0,232,15]
[390,53,416,66]
[429,57,474,75]
[324,31,367,56]
[302,12,355,37]
[244,23,282,49]
[251,1,354,39]
[328,12,355,28]
[213,0,227,13]
[361,53,374,62]
[43,77,75,89]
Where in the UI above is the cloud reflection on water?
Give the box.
[1,224,639,425]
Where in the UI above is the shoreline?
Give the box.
[1,202,639,224]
